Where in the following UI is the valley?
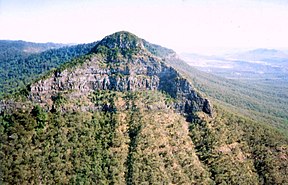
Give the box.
[179,50,288,131]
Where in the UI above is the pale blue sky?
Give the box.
[1,0,288,54]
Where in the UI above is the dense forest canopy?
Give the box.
[0,40,97,97]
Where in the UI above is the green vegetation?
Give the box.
[143,40,175,58]
[165,57,288,133]
[143,41,288,133]
[0,41,97,98]
[1,90,287,184]
[0,91,202,184]
[1,32,287,184]
[190,106,288,184]
[91,31,142,60]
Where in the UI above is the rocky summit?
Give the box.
[29,31,212,116]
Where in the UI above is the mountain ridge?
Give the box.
[27,31,212,117]
[0,31,287,184]
[0,40,98,97]
[0,40,66,54]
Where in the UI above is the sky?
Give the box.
[1,0,288,54]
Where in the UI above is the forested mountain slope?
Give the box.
[0,40,64,57]
[164,57,288,132]
[0,32,287,184]
[0,40,97,97]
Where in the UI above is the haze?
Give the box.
[1,0,288,54]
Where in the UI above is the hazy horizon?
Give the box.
[1,0,288,55]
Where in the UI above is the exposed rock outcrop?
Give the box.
[29,31,212,116]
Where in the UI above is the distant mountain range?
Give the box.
[229,48,288,61]
[181,48,288,80]
[0,40,66,55]
[0,40,98,96]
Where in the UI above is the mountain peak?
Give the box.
[91,31,144,56]
[25,31,212,116]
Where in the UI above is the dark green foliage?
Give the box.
[142,40,288,133]
[189,107,288,184]
[0,40,64,61]
[125,100,142,185]
[90,90,117,113]
[0,90,212,184]
[52,93,67,105]
[0,41,97,98]
[165,57,288,133]
[0,109,119,184]
[91,31,142,59]
[1,33,288,184]
[31,105,48,129]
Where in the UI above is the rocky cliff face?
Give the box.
[3,32,287,185]
[29,31,212,116]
